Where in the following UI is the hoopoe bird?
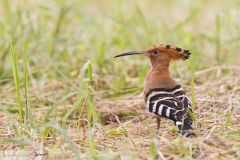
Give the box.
[115,44,195,137]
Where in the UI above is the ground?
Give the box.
[0,0,240,160]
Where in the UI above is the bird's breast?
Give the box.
[144,76,177,97]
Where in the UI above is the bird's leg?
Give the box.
[156,116,161,131]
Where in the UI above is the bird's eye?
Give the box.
[153,50,159,55]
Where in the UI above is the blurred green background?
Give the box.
[1,0,239,91]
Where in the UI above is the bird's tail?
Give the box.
[175,121,196,138]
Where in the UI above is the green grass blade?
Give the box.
[0,138,31,148]
[23,41,29,124]
[150,138,158,160]
[88,137,98,160]
[42,122,81,160]
[9,41,24,123]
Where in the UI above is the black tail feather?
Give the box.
[175,121,196,138]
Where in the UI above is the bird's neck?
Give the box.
[150,59,172,79]
[144,61,177,95]
[151,62,171,77]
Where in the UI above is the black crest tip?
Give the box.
[176,47,182,52]
[184,55,190,59]
[166,45,171,49]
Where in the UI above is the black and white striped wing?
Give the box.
[145,85,193,126]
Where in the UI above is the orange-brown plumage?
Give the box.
[143,44,190,96]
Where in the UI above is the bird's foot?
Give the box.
[156,116,161,134]
[182,131,196,138]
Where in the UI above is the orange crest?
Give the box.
[147,44,191,60]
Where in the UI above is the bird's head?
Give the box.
[115,44,191,66]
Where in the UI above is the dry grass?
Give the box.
[1,67,240,159]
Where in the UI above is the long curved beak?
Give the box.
[114,50,147,58]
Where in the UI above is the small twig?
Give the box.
[204,126,216,140]
[157,150,166,160]
[189,143,192,160]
